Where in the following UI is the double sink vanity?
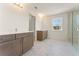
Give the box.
[0,31,34,56]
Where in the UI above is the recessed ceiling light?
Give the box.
[38,13,45,18]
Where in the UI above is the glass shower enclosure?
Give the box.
[69,11,79,54]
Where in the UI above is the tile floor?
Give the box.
[23,39,78,56]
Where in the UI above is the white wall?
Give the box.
[41,13,69,41]
[41,16,50,30]
[36,16,43,30]
[0,4,29,35]
[36,15,50,31]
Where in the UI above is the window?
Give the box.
[51,17,63,31]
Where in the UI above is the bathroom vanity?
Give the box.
[37,31,48,41]
[0,32,34,56]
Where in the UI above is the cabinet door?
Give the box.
[0,39,21,56]
[37,31,43,41]
[15,39,23,56]
[23,37,33,54]
[16,38,23,56]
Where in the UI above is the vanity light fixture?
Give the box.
[14,3,24,8]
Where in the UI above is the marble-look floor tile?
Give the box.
[23,39,78,56]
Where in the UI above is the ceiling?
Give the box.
[25,3,79,16]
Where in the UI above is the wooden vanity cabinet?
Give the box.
[37,31,48,41]
[0,32,34,56]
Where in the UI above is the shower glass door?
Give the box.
[73,11,79,51]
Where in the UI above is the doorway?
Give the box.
[29,14,36,31]
[29,14,36,41]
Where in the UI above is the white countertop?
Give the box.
[37,30,48,31]
[0,31,34,35]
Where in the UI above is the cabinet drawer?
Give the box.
[0,34,15,43]
[16,32,33,38]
